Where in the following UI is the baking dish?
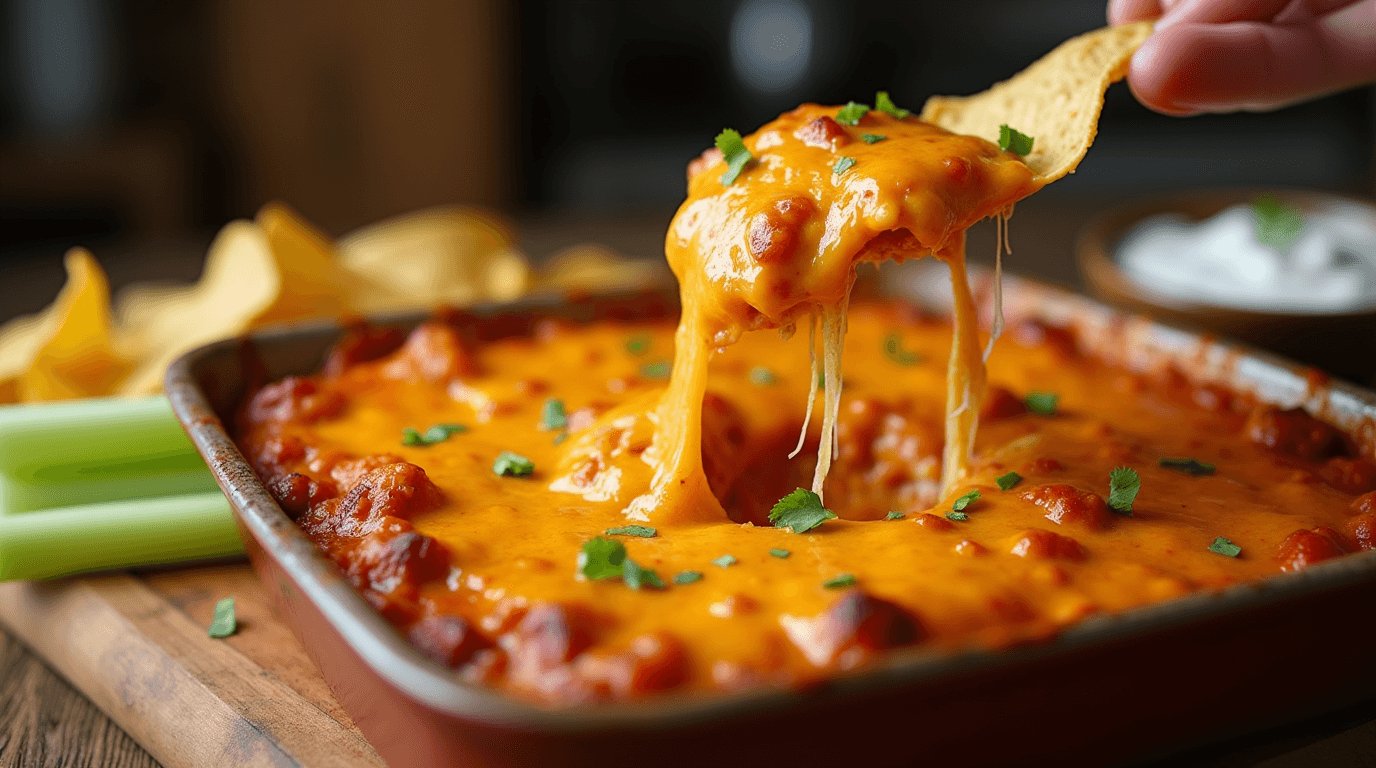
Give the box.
[164,275,1376,768]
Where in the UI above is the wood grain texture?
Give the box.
[0,630,160,768]
[0,568,384,768]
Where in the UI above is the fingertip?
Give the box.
[1125,29,1203,116]
[1108,0,1166,25]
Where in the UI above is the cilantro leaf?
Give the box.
[946,511,969,522]
[822,573,857,589]
[493,450,535,477]
[875,91,911,119]
[1160,457,1216,477]
[1025,392,1058,416]
[605,525,656,538]
[715,128,754,186]
[999,124,1035,156]
[712,554,738,568]
[885,511,905,520]
[769,548,791,558]
[623,558,665,590]
[952,489,980,512]
[639,360,671,380]
[832,156,857,176]
[553,431,569,445]
[624,334,651,356]
[996,471,1023,491]
[1208,536,1242,558]
[769,488,838,533]
[578,537,626,580]
[749,366,778,386]
[674,570,703,585]
[1252,195,1305,250]
[1108,467,1140,515]
[421,423,467,443]
[861,133,887,144]
[208,597,236,638]
[541,399,567,431]
[883,333,921,365]
[404,424,467,447]
[835,101,870,126]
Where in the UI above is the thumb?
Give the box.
[1128,1,1376,115]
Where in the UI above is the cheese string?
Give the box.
[982,207,1013,363]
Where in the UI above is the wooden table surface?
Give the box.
[3,200,1375,768]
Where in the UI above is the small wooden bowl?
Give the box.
[1077,188,1376,384]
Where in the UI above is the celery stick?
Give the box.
[0,492,244,581]
[0,396,219,514]
[0,396,202,478]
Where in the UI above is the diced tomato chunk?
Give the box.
[1276,528,1347,573]
[1246,407,1347,462]
[1019,484,1110,529]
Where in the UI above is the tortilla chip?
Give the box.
[920,22,1152,183]
[535,244,671,293]
[19,249,131,401]
[337,205,522,311]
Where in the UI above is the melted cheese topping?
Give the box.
[650,105,1040,517]
[239,306,1374,704]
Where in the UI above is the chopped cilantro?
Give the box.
[822,573,858,589]
[404,424,467,447]
[1252,195,1305,250]
[624,334,651,356]
[883,333,921,365]
[639,360,672,380]
[715,128,754,186]
[674,570,703,585]
[553,431,569,446]
[623,558,665,590]
[1108,467,1140,515]
[875,91,911,119]
[835,101,870,126]
[606,525,656,538]
[996,471,1023,491]
[540,398,567,431]
[953,489,981,512]
[1160,457,1216,477]
[768,488,838,533]
[208,597,236,638]
[832,156,857,176]
[712,554,738,568]
[769,548,791,558]
[885,511,905,520]
[861,133,887,144]
[1208,536,1242,558]
[1025,391,1058,415]
[422,423,467,443]
[999,124,1035,156]
[493,450,535,477]
[749,366,778,386]
[946,511,969,522]
[578,537,626,580]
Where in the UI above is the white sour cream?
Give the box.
[1116,200,1376,312]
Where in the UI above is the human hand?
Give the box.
[1108,0,1376,115]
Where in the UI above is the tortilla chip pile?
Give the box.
[0,203,667,404]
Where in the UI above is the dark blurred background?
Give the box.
[2,0,1373,319]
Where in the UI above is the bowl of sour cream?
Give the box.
[1077,189,1376,383]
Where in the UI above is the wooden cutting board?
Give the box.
[0,563,385,768]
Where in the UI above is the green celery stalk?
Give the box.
[0,492,243,581]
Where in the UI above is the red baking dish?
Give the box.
[164,274,1376,768]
